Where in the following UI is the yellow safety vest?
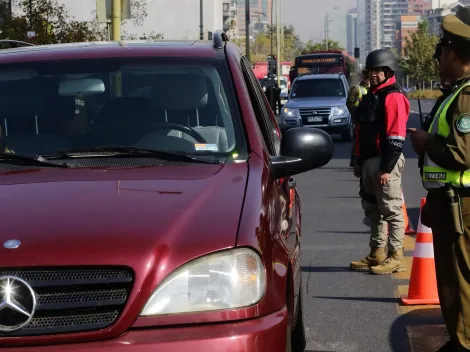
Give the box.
[354,85,368,107]
[422,80,470,189]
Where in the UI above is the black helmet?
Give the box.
[365,49,397,72]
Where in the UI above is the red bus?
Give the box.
[290,50,358,87]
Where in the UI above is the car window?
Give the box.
[240,58,280,156]
[0,58,246,161]
[291,78,345,98]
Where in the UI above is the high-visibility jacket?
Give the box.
[422,80,470,189]
[354,85,368,107]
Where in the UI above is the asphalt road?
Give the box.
[286,99,442,352]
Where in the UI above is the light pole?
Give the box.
[200,0,204,40]
[324,6,339,50]
[245,0,250,61]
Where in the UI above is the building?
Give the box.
[236,0,272,38]
[356,0,366,66]
[397,15,421,55]
[223,1,238,39]
[426,1,469,36]
[365,0,381,53]
[381,0,411,48]
[408,0,432,16]
[431,0,467,7]
[346,9,358,57]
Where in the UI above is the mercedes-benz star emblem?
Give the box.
[0,276,36,332]
[3,240,21,249]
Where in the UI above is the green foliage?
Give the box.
[235,24,303,64]
[400,20,439,82]
[0,0,103,43]
[301,39,344,53]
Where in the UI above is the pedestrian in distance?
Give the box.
[347,69,370,168]
[350,48,410,275]
[408,6,470,352]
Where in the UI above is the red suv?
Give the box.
[0,32,333,351]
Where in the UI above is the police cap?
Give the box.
[439,6,470,48]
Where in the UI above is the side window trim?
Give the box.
[241,57,275,155]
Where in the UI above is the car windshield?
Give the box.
[0,57,245,163]
[290,78,345,98]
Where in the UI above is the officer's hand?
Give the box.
[354,165,361,178]
[378,172,390,185]
[407,128,430,155]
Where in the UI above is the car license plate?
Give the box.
[308,116,322,122]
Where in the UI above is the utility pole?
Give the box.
[111,0,121,40]
[276,0,281,88]
[325,13,328,50]
[28,0,32,28]
[200,0,204,40]
[245,0,250,62]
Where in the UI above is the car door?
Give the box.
[240,57,301,311]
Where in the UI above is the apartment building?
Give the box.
[347,9,359,56]
[223,1,238,39]
[236,0,272,37]
[426,1,470,36]
[396,15,421,55]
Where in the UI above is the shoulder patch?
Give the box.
[455,113,470,134]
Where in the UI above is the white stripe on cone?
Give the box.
[413,242,434,258]
[417,212,432,234]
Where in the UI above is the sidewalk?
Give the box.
[395,233,448,352]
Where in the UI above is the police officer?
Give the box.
[350,49,410,275]
[408,7,470,352]
[347,69,370,167]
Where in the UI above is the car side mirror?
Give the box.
[270,128,334,179]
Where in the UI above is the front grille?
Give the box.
[300,107,331,125]
[0,267,133,337]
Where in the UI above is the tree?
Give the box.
[0,0,102,44]
[244,24,303,64]
[400,20,439,84]
[301,39,344,54]
[122,31,164,40]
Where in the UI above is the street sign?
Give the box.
[27,31,36,39]
[96,0,131,23]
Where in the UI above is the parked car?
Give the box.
[279,73,353,141]
[0,32,334,351]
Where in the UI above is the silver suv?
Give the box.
[280,73,353,141]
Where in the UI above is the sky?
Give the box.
[60,0,357,46]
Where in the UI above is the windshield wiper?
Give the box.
[0,152,71,168]
[41,146,222,165]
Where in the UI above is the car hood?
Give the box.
[0,163,248,273]
[286,96,347,108]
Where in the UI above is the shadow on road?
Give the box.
[301,266,353,273]
[313,295,400,304]
[388,307,444,352]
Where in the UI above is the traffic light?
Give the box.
[354,47,360,58]
[272,55,277,75]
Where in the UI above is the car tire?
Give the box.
[341,123,354,142]
[291,277,307,352]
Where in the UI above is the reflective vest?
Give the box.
[354,85,368,107]
[422,80,470,189]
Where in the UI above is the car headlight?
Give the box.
[332,106,347,116]
[282,107,298,117]
[140,248,266,316]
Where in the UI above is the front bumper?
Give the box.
[281,115,350,134]
[14,309,288,351]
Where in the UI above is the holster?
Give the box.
[359,177,377,203]
[446,184,464,236]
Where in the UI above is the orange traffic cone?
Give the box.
[400,198,440,305]
[402,191,416,234]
